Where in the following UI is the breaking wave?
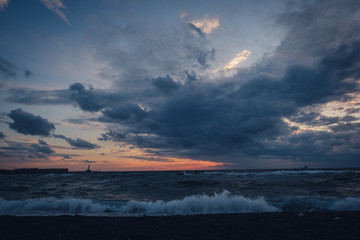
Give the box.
[0,190,277,216]
[1,191,359,216]
[121,190,278,215]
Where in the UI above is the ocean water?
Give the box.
[1,168,360,216]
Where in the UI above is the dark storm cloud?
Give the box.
[0,141,55,161]
[90,0,360,165]
[152,75,179,94]
[30,144,54,154]
[7,109,55,136]
[127,39,359,157]
[5,109,99,151]
[98,130,126,142]
[238,43,360,107]
[69,83,105,112]
[53,134,100,150]
[102,103,147,122]
[0,57,17,78]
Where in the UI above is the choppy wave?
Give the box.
[0,190,278,216]
[122,190,279,215]
[1,190,360,216]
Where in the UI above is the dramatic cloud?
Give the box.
[0,140,55,160]
[40,0,70,24]
[98,130,126,142]
[102,103,147,122]
[3,0,360,168]
[88,0,359,166]
[7,109,55,136]
[152,75,179,94]
[54,134,100,150]
[69,83,105,112]
[30,143,54,154]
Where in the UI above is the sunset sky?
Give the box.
[0,0,359,171]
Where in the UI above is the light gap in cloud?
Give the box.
[223,50,252,70]
[190,15,220,34]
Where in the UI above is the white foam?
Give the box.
[0,190,279,216]
[121,190,279,215]
[2,191,359,216]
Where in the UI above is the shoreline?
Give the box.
[1,211,360,240]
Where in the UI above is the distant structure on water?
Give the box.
[85,165,92,172]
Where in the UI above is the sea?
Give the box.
[1,168,360,216]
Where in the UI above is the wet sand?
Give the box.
[1,211,360,240]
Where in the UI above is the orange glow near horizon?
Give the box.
[0,154,227,172]
[0,135,227,171]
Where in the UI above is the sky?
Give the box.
[0,0,360,171]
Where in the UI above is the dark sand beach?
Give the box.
[1,211,360,240]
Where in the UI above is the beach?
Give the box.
[1,211,360,240]
[1,170,360,239]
